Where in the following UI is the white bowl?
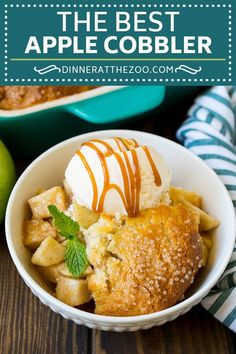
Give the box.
[5,130,236,331]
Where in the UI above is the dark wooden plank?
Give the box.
[93,307,236,354]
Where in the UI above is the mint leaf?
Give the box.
[48,205,88,277]
[48,205,79,239]
[65,239,88,277]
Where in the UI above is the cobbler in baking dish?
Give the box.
[0,86,95,110]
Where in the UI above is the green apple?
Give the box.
[0,140,16,223]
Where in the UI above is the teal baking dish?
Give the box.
[0,86,165,157]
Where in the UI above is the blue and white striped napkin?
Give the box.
[177,86,236,332]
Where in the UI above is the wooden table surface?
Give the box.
[1,90,236,354]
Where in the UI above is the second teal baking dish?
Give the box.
[0,86,165,156]
[0,85,203,157]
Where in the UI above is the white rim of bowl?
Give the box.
[5,129,236,325]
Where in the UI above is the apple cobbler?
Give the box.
[0,86,95,110]
[23,137,219,316]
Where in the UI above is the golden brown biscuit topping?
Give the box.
[85,204,202,316]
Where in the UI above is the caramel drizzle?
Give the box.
[142,145,162,186]
[113,137,124,152]
[77,137,162,216]
[76,150,98,211]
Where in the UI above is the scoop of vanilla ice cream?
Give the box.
[65,138,171,215]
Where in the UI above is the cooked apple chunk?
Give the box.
[23,219,57,251]
[180,199,219,231]
[56,277,91,306]
[28,186,67,219]
[31,237,66,266]
[169,186,219,231]
[170,186,202,208]
[201,232,213,266]
[37,263,61,283]
[73,202,99,229]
